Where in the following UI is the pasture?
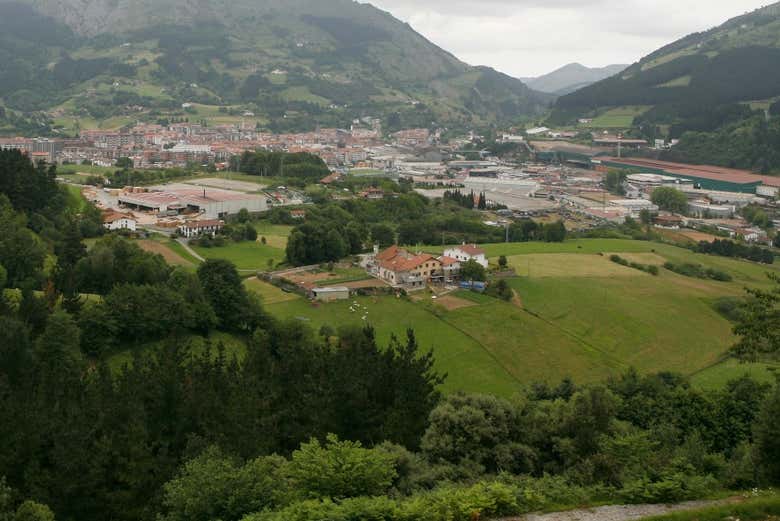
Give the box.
[191,223,292,271]
[587,105,651,128]
[257,239,780,396]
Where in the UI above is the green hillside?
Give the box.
[251,239,780,397]
[548,2,780,173]
[0,0,550,135]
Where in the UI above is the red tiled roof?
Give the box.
[458,244,485,256]
[102,211,133,223]
[181,220,223,229]
[380,254,438,273]
[320,172,341,184]
[376,245,402,262]
[438,256,460,266]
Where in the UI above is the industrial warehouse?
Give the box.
[118,184,268,219]
[594,157,780,196]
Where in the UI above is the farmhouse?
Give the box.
[439,256,461,283]
[177,219,224,238]
[102,211,137,232]
[372,246,443,289]
[443,244,489,268]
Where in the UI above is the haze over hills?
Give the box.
[0,0,551,135]
[548,2,780,173]
[522,63,627,96]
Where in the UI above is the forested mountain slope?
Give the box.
[0,0,550,134]
[547,3,780,173]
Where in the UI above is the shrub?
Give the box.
[620,472,719,504]
[664,262,732,281]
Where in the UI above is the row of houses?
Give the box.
[366,244,489,289]
[102,208,225,238]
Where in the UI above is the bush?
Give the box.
[620,472,719,504]
[663,262,732,281]
[610,255,658,275]
[402,481,520,521]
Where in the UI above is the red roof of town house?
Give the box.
[438,256,460,266]
[320,172,341,184]
[102,211,134,224]
[182,219,223,229]
[376,245,402,262]
[380,254,438,273]
[458,244,486,256]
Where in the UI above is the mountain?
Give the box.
[547,2,780,174]
[522,63,627,95]
[0,0,551,135]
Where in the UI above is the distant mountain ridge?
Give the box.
[550,2,780,127]
[0,0,552,135]
[522,63,627,95]
[547,2,780,174]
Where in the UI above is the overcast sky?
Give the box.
[364,1,771,77]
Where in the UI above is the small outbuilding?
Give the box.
[312,286,351,302]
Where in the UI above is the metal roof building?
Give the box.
[594,157,780,194]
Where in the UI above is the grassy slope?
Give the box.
[259,239,780,395]
[109,238,778,396]
[266,293,521,396]
[643,495,780,521]
[191,224,292,271]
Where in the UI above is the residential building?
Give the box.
[373,246,443,289]
[443,244,489,268]
[438,256,461,283]
[178,220,224,238]
[103,211,137,232]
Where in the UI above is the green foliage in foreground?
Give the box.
[643,496,780,521]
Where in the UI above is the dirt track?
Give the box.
[138,240,193,267]
[496,498,735,521]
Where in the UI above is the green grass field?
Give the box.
[691,359,780,390]
[586,106,652,128]
[191,222,292,271]
[257,239,780,396]
[267,294,521,396]
[644,495,780,521]
[63,184,89,212]
[193,240,287,271]
[244,278,299,305]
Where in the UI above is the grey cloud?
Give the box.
[363,1,769,77]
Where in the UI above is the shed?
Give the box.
[312,287,351,302]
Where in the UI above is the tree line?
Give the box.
[696,239,775,265]
[231,151,330,182]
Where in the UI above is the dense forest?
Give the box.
[231,151,330,182]
[281,192,567,266]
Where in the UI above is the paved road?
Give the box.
[496,499,734,521]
